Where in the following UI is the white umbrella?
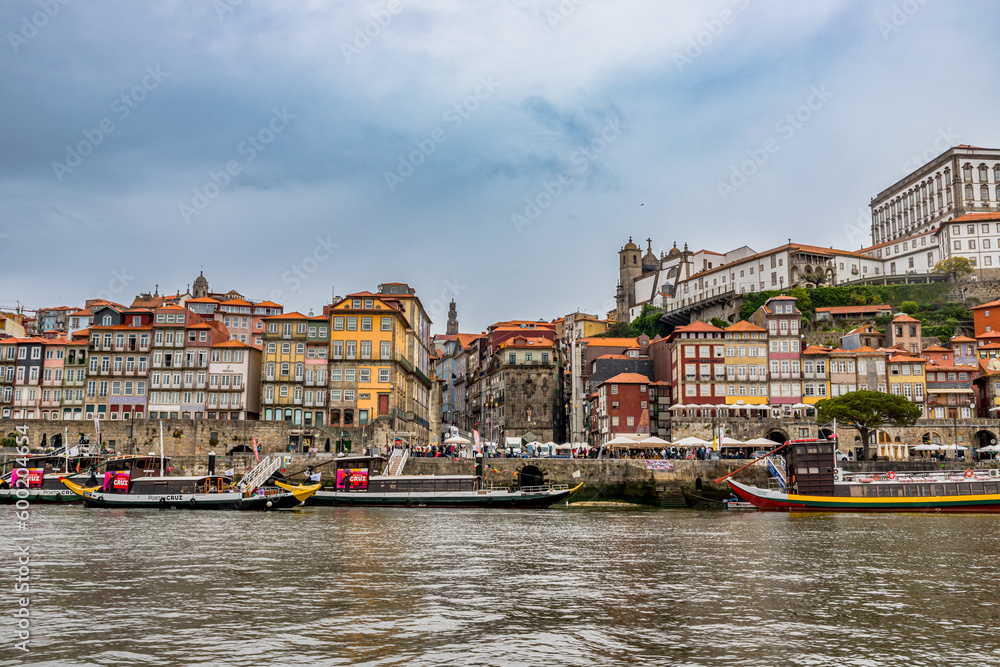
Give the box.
[444,435,471,444]
[791,403,811,409]
[668,404,687,411]
[606,435,638,446]
[746,437,782,446]
[911,444,939,451]
[639,435,671,445]
[976,444,1000,453]
[674,436,710,447]
[719,436,745,447]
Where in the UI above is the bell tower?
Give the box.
[616,237,642,323]
[446,299,459,335]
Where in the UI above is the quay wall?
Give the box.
[4,416,999,506]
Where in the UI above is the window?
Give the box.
[360,369,370,382]
[347,317,357,331]
[380,341,391,359]
[334,317,344,331]
[379,368,390,383]
[361,317,372,331]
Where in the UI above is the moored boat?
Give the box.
[0,452,162,505]
[305,454,582,508]
[60,455,320,510]
[722,439,1000,513]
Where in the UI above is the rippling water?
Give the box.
[4,504,1000,666]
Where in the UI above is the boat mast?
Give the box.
[159,421,165,477]
[64,426,68,474]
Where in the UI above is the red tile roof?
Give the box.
[581,337,639,347]
[602,372,652,385]
[724,320,766,332]
[816,305,892,315]
[949,336,977,343]
[891,313,920,322]
[263,311,308,320]
[674,321,723,333]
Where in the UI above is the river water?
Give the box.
[4,505,1000,666]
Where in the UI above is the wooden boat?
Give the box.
[721,439,1000,513]
[723,498,757,510]
[0,453,162,505]
[304,454,582,508]
[60,455,320,510]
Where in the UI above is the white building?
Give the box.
[871,145,1000,246]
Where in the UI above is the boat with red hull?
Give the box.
[722,439,1000,513]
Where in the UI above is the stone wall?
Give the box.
[0,418,360,458]
[948,279,1000,304]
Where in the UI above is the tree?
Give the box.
[815,391,923,460]
[933,257,974,281]
[806,269,830,288]
[900,300,918,315]
[709,317,729,329]
[598,322,631,338]
[629,303,665,338]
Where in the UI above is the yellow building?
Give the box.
[801,345,831,405]
[887,353,926,416]
[373,283,433,444]
[722,320,768,405]
[329,290,422,444]
[261,311,309,424]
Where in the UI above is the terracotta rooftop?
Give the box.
[724,320,766,332]
[602,372,653,385]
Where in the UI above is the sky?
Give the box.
[2,0,999,334]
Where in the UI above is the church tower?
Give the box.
[193,271,209,299]
[446,299,459,335]
[615,237,642,323]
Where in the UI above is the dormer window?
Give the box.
[102,315,112,326]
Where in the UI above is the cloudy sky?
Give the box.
[2,0,999,333]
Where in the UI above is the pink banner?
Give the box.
[103,471,130,493]
[11,469,43,488]
[337,469,368,491]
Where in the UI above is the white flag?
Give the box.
[572,470,581,479]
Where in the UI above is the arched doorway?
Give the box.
[766,430,789,444]
[975,430,996,459]
[818,428,835,440]
[921,431,944,445]
[518,465,545,488]
[228,444,253,454]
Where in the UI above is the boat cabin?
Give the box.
[118,476,232,495]
[367,475,479,493]
[785,440,836,496]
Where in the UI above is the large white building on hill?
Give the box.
[616,144,1000,326]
